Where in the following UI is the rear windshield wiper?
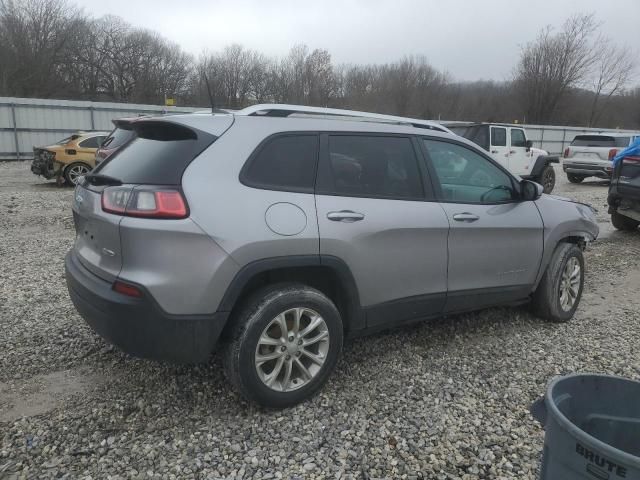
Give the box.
[84,173,123,186]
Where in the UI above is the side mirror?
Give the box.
[525,139,533,152]
[521,179,543,201]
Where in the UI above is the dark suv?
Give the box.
[608,143,640,231]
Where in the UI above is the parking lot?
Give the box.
[1,161,639,479]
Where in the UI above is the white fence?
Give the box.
[0,97,201,160]
[443,121,640,156]
[2,96,639,160]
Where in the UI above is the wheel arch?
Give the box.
[533,234,590,289]
[218,255,365,338]
[530,155,559,178]
[64,160,93,172]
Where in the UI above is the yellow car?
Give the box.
[31,131,109,185]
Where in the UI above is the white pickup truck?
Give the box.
[446,123,559,193]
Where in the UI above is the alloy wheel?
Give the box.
[559,257,581,311]
[543,168,555,192]
[67,164,90,185]
[254,307,330,392]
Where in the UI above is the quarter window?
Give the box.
[318,135,424,199]
[491,127,507,147]
[511,129,526,147]
[423,139,517,204]
[243,135,319,191]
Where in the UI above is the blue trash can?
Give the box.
[531,374,640,479]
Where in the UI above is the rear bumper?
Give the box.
[65,250,228,363]
[608,188,640,220]
[562,162,612,178]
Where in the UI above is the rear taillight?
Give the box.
[608,149,618,161]
[563,147,570,158]
[623,155,640,164]
[101,186,188,219]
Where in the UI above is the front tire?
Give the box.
[611,211,639,231]
[223,283,343,408]
[540,165,556,193]
[531,243,584,323]
[64,162,92,185]
[567,174,584,184]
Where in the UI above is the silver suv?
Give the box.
[563,133,639,183]
[65,105,599,407]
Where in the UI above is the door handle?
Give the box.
[509,150,516,154]
[452,212,479,222]
[491,150,498,154]
[327,210,365,222]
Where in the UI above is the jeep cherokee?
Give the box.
[65,104,599,408]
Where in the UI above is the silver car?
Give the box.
[65,105,599,407]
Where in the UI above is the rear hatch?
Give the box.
[71,115,233,281]
[565,135,630,164]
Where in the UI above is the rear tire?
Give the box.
[531,243,584,323]
[540,165,555,193]
[64,162,92,185]
[611,211,639,231]
[223,283,343,408]
[567,174,584,184]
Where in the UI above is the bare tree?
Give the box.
[0,0,86,97]
[514,14,599,124]
[587,40,636,126]
[304,48,335,106]
[1,1,639,130]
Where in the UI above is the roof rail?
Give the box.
[235,104,453,134]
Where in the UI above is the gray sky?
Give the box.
[82,0,639,82]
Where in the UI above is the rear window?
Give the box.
[101,127,135,150]
[571,135,630,148]
[56,135,80,145]
[78,136,104,148]
[459,125,489,151]
[95,121,216,185]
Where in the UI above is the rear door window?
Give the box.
[491,127,507,147]
[317,135,425,200]
[241,134,319,192]
[95,121,216,185]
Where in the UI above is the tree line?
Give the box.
[0,0,638,129]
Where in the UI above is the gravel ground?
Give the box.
[1,161,639,480]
